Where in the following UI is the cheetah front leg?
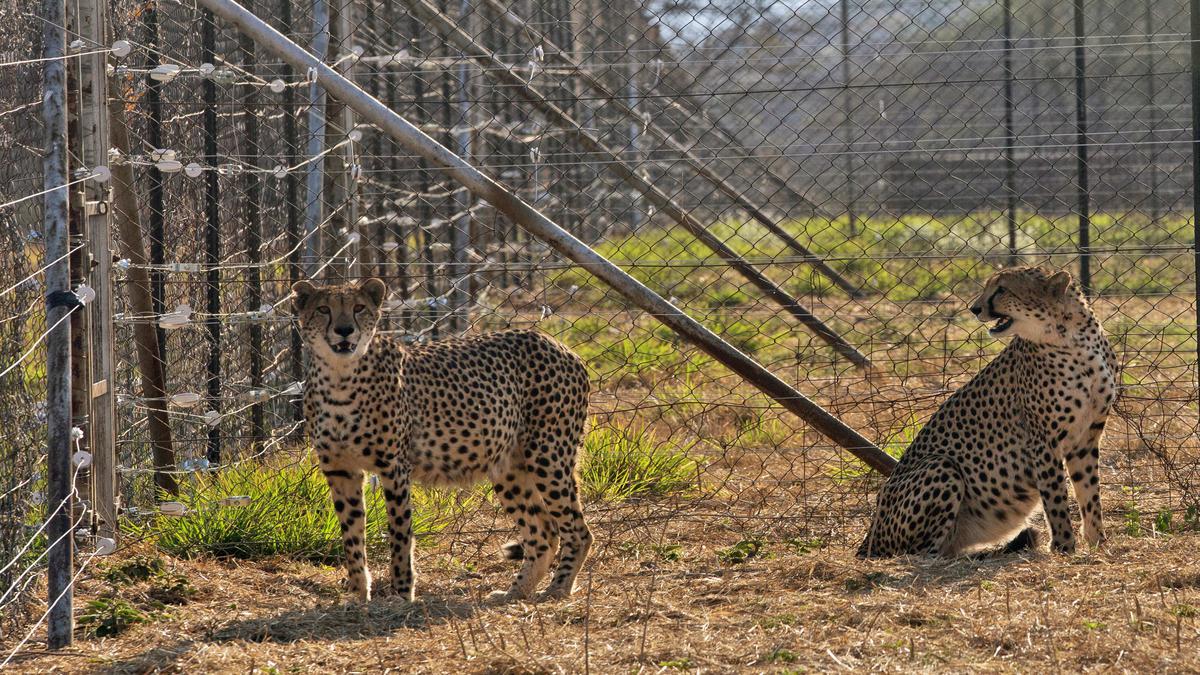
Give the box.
[378,466,416,602]
[1066,421,1107,547]
[1034,449,1076,554]
[324,468,372,601]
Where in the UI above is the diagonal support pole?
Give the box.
[476,0,862,299]
[193,0,896,474]
[401,0,871,370]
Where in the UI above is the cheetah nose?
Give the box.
[969,304,982,316]
[333,325,354,338]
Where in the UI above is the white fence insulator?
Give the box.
[74,285,96,305]
[95,537,117,555]
[89,165,111,183]
[219,496,252,507]
[202,410,221,427]
[110,40,132,58]
[185,163,204,178]
[159,304,192,328]
[159,501,188,516]
[72,450,92,469]
[149,64,181,81]
[169,392,203,408]
[156,159,183,173]
[269,79,286,93]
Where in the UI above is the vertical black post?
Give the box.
[202,9,222,464]
[449,0,473,333]
[1003,0,1018,265]
[42,0,73,648]
[143,1,167,375]
[281,0,303,424]
[1146,0,1160,225]
[411,13,435,331]
[839,0,856,237]
[1191,0,1200,385]
[1074,0,1091,296]
[240,0,264,449]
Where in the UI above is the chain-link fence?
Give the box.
[3,0,1200,650]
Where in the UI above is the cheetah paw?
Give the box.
[486,589,528,604]
[536,585,576,602]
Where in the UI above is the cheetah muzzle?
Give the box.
[859,265,1119,558]
[293,278,593,603]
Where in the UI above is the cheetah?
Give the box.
[292,278,592,602]
[858,266,1118,558]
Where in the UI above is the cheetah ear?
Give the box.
[357,277,387,308]
[1048,270,1072,296]
[291,280,317,312]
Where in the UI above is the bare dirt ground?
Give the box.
[5,527,1200,674]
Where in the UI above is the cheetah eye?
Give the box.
[353,304,366,313]
[316,306,331,315]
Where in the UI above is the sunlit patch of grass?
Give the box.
[141,459,472,563]
[579,424,701,502]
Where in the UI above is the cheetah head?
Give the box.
[291,278,387,362]
[969,266,1087,345]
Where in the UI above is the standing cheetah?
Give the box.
[858,266,1119,558]
[293,278,592,602]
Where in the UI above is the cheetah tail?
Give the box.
[500,541,524,561]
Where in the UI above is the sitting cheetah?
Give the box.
[292,278,592,602]
[858,266,1118,558]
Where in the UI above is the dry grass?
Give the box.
[5,526,1200,673]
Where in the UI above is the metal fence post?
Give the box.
[202,9,223,465]
[79,0,117,538]
[1146,0,1160,226]
[1074,0,1092,295]
[335,0,358,278]
[1003,0,1018,266]
[240,0,266,450]
[449,0,474,333]
[1191,0,1200,386]
[839,0,857,238]
[305,0,329,278]
[42,0,75,647]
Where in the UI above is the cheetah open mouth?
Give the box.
[331,340,355,354]
[989,314,1014,335]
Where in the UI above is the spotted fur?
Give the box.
[858,266,1119,558]
[293,278,592,602]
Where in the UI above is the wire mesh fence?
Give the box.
[3,0,1200,651]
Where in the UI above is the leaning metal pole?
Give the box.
[474,0,862,299]
[402,0,871,370]
[193,0,897,474]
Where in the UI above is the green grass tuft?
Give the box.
[77,597,148,638]
[140,459,469,563]
[579,425,700,502]
[717,539,765,564]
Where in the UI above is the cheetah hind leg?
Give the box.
[487,470,555,603]
[860,455,965,557]
[538,469,591,600]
